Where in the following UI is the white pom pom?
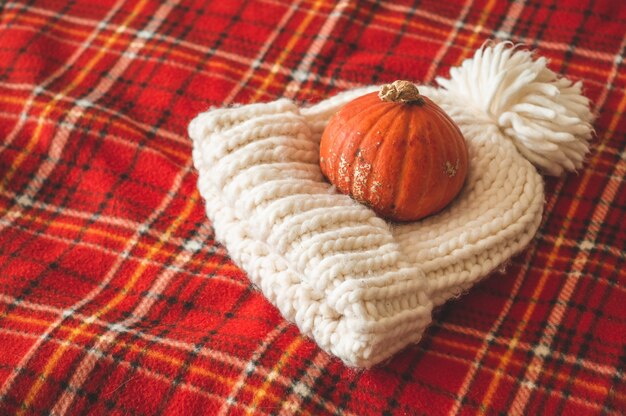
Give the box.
[436,42,593,176]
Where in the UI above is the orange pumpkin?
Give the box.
[319,80,468,222]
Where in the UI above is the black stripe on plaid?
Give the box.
[0,2,184,408]
[0,0,133,371]
[499,0,609,410]
[537,158,626,411]
[0,362,138,416]
[368,0,420,85]
[0,0,77,81]
[602,343,626,414]
[38,4,199,409]
[62,2,248,411]
[560,0,596,74]
[317,0,379,97]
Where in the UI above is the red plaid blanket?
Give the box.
[1,1,625,414]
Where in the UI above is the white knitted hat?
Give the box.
[188,44,593,368]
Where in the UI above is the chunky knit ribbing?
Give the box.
[188,44,592,367]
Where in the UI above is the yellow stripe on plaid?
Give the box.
[419,342,610,412]
[1,312,313,410]
[245,337,305,415]
[428,335,614,401]
[0,202,241,275]
[2,13,274,93]
[0,94,190,162]
[0,0,150,196]
[18,184,196,413]
[252,0,326,101]
[9,1,154,410]
[456,0,499,68]
[4,306,623,410]
[4,7,621,91]
[477,75,626,416]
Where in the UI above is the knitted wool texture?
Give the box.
[188,44,593,368]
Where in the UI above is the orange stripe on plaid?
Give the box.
[19,0,624,66]
[252,0,326,101]
[417,340,609,412]
[0,216,244,291]
[0,95,190,163]
[6,3,622,91]
[0,203,240,275]
[441,322,619,378]
[0,314,290,407]
[2,293,618,414]
[427,333,616,403]
[1,17,272,96]
[0,298,356,416]
[451,41,625,416]
[246,337,305,415]
[224,0,304,104]
[459,0,498,68]
[17,180,196,413]
[217,321,291,416]
[477,102,624,416]
[0,14,362,95]
[476,283,547,414]
[509,86,626,414]
[0,325,284,414]
[0,81,188,145]
[0,185,219,256]
[283,0,353,99]
[479,39,626,413]
[372,0,622,64]
[0,0,138,402]
[0,0,150,195]
[278,351,331,414]
[424,0,473,82]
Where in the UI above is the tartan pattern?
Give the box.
[0,0,624,414]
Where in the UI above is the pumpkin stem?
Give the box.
[379,80,424,104]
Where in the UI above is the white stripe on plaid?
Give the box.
[590,35,626,117]
[51,173,206,414]
[0,295,615,412]
[440,322,618,377]
[0,187,217,256]
[1,293,617,391]
[424,0,473,83]
[0,327,276,415]
[1,3,364,92]
[494,0,526,39]
[2,323,607,413]
[2,7,620,93]
[277,351,331,414]
[37,2,188,410]
[374,0,620,63]
[506,35,626,413]
[283,0,351,98]
[416,343,606,412]
[0,108,188,171]
[223,0,303,104]
[510,133,626,414]
[0,158,192,404]
[0,1,123,157]
[0,212,235,286]
[13,0,622,65]
[0,0,130,398]
[217,322,290,416]
[0,81,188,145]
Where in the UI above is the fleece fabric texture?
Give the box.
[0,1,625,415]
